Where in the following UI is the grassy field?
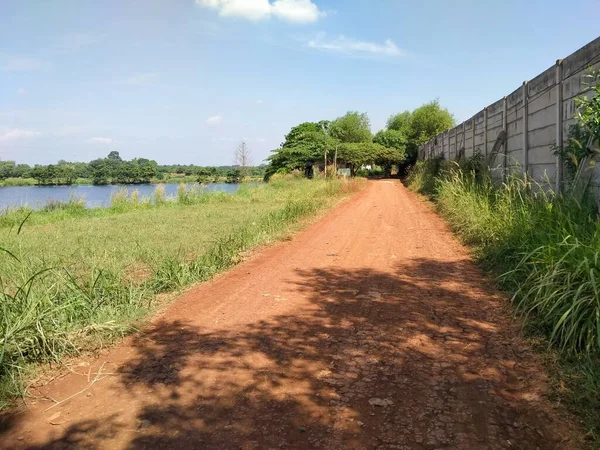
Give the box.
[407,158,600,441]
[0,177,364,408]
[0,178,38,187]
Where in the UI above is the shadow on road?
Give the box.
[7,258,565,449]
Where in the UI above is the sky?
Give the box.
[1,0,599,166]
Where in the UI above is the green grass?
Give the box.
[407,158,600,441]
[0,178,37,187]
[0,177,365,408]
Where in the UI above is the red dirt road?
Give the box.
[1,180,577,449]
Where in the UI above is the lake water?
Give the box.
[0,183,243,210]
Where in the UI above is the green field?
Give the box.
[0,177,364,407]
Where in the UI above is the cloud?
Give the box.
[0,128,41,142]
[307,34,404,58]
[87,137,116,144]
[206,114,223,126]
[17,88,26,95]
[272,0,322,23]
[196,0,323,23]
[0,55,45,71]
[118,72,160,86]
[256,99,264,104]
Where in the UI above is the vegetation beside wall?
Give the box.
[406,72,600,439]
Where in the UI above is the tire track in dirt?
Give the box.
[0,180,578,449]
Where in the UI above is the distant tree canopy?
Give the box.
[265,100,454,179]
[387,100,455,166]
[1,152,266,186]
[2,99,454,185]
[265,121,337,179]
[88,152,158,185]
[329,112,372,144]
[266,110,412,179]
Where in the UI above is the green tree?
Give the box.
[338,142,400,177]
[107,151,122,161]
[405,99,455,164]
[226,168,242,183]
[329,111,372,144]
[386,111,412,135]
[89,158,110,185]
[197,167,212,184]
[265,121,336,179]
[373,130,407,176]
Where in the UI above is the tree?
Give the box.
[226,168,242,183]
[265,122,336,179]
[89,158,110,185]
[329,111,372,144]
[31,165,51,185]
[405,99,455,163]
[386,111,412,135]
[337,142,403,177]
[373,130,407,176]
[107,151,122,161]
[234,141,252,178]
[197,167,212,184]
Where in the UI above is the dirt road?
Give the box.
[1,180,577,449]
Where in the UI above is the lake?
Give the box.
[0,183,244,210]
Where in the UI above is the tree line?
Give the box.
[265,100,455,179]
[1,99,454,185]
[0,151,266,186]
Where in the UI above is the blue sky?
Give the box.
[1,0,599,166]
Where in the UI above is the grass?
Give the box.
[0,177,365,408]
[407,157,600,441]
[0,178,37,187]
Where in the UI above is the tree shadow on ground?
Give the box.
[7,258,569,449]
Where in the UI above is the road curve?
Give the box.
[1,180,577,449]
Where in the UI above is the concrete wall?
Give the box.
[419,36,600,193]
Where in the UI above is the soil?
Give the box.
[0,180,579,449]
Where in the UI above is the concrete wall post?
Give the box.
[522,81,529,175]
[503,96,508,175]
[555,59,564,193]
[472,117,476,155]
[484,107,488,157]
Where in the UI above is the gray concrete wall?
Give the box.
[419,36,600,193]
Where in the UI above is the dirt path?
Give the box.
[1,180,577,449]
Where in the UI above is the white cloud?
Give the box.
[256,99,264,104]
[196,0,322,23]
[307,35,404,58]
[0,128,41,141]
[206,114,223,126]
[272,0,322,23]
[0,55,45,71]
[87,137,116,144]
[17,88,26,95]
[118,72,160,86]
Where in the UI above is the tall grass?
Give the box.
[0,177,364,408]
[407,157,600,437]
